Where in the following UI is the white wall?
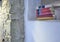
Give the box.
[24,0,60,42]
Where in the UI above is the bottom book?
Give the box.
[37,17,54,20]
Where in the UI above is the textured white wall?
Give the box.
[0,1,3,42]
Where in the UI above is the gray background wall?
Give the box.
[28,0,60,20]
[42,0,59,4]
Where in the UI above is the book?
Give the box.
[37,14,53,18]
[36,14,54,20]
[36,7,54,20]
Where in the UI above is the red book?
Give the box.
[41,8,51,12]
[37,14,53,18]
[40,8,52,15]
[41,12,52,15]
[41,10,51,13]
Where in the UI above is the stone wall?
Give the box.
[9,0,24,42]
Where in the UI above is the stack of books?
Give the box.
[36,7,54,20]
